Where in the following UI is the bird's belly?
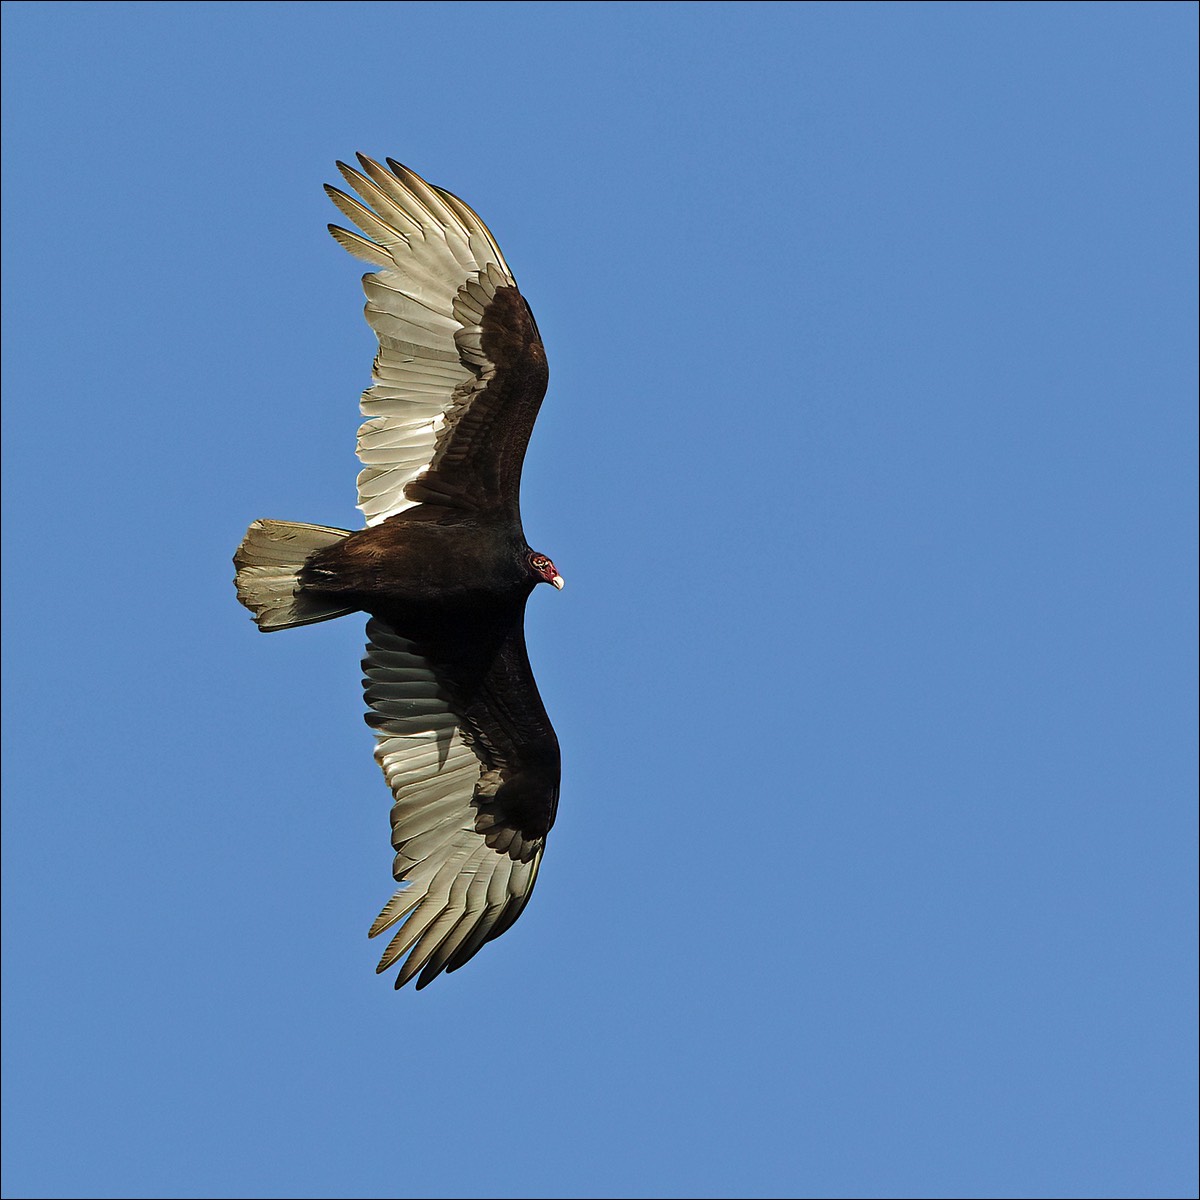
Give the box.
[298,517,519,611]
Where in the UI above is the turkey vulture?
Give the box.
[233,155,563,990]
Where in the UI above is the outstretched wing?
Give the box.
[362,616,560,989]
[327,156,549,524]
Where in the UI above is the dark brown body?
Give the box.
[300,507,535,618]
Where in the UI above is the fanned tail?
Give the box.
[233,519,355,632]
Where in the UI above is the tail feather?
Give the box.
[233,519,355,632]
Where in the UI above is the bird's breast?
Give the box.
[299,511,527,611]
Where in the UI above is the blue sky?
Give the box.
[2,3,1196,1197]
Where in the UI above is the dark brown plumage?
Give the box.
[233,156,563,989]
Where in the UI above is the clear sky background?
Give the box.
[2,3,1196,1198]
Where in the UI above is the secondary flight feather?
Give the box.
[233,155,563,990]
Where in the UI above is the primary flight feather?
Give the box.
[233,155,563,990]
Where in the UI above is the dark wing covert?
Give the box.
[363,615,559,989]
[327,155,548,521]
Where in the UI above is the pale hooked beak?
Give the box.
[551,575,565,590]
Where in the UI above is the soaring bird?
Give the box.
[233,156,563,990]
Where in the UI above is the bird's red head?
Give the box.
[527,551,564,590]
